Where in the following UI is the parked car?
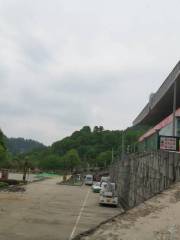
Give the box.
[99,182,118,207]
[92,182,101,193]
[84,174,93,185]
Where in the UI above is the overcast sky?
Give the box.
[0,0,180,145]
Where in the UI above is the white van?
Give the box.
[85,175,93,185]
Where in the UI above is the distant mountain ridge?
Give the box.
[4,137,46,155]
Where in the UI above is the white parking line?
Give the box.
[69,188,91,240]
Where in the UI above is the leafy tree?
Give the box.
[93,126,99,133]
[96,151,112,167]
[63,149,81,172]
[39,154,62,170]
[93,126,104,133]
[99,126,104,132]
[0,129,7,167]
[80,126,91,133]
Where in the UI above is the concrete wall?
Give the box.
[110,151,180,209]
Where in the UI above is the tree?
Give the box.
[96,151,112,168]
[93,126,99,133]
[80,126,91,133]
[99,126,104,132]
[0,129,7,167]
[39,154,62,170]
[63,149,81,172]
[93,126,104,133]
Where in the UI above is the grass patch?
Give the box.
[36,173,60,178]
[0,182,9,188]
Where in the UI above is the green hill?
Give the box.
[4,137,45,155]
[0,125,148,170]
[23,125,147,171]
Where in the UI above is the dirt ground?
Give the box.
[0,177,121,240]
[80,182,180,240]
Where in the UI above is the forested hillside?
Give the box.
[0,131,46,168]
[23,125,147,171]
[0,125,148,170]
[4,137,45,155]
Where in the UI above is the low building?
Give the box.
[133,61,180,152]
[138,108,180,151]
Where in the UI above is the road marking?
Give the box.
[69,188,91,240]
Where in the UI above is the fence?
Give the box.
[110,150,180,209]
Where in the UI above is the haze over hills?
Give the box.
[4,136,46,155]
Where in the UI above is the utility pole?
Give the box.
[172,81,177,136]
[23,159,28,182]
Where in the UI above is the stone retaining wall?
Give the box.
[110,151,180,208]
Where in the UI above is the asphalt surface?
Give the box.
[0,177,121,240]
[80,182,180,240]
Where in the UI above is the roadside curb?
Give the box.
[72,208,125,240]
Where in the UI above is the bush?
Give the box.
[0,182,9,188]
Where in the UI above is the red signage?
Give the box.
[158,136,179,152]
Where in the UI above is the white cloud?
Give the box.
[0,0,180,144]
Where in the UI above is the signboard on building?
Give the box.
[158,135,180,152]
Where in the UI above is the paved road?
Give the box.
[80,183,180,240]
[0,178,121,240]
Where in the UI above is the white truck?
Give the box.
[99,182,118,207]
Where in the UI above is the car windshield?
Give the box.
[86,177,92,180]
[95,182,100,186]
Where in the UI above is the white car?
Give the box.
[92,182,101,193]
